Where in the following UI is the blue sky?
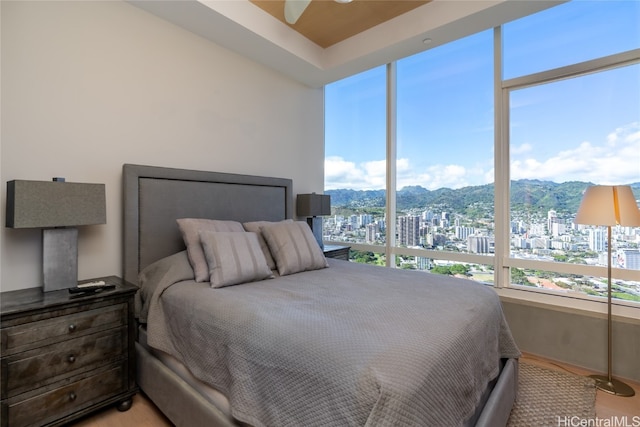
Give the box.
[325,1,640,191]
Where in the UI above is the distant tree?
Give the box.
[431,264,470,276]
[432,266,451,275]
[450,264,470,275]
[510,268,530,285]
[352,250,377,265]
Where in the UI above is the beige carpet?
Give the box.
[507,361,596,426]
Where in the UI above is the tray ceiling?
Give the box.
[128,1,564,88]
[250,0,430,48]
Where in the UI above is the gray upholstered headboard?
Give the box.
[123,164,293,285]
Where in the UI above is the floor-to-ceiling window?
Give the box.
[394,30,496,280]
[503,1,640,301]
[325,65,387,265]
[325,1,640,303]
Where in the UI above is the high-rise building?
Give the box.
[588,229,606,252]
[398,215,420,246]
[551,222,566,237]
[455,226,474,240]
[441,212,450,227]
[365,223,378,243]
[547,209,558,233]
[422,210,433,222]
[468,235,491,254]
[358,214,372,228]
[616,249,640,269]
[349,215,358,230]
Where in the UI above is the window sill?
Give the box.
[495,286,640,322]
[325,240,640,321]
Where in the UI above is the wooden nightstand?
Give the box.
[0,276,138,427]
[324,244,350,261]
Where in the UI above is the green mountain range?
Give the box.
[326,180,640,215]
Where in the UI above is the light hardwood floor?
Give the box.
[71,353,640,426]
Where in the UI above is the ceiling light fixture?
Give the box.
[285,0,353,25]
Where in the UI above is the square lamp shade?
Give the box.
[6,180,106,292]
[296,193,331,217]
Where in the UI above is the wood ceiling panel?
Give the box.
[250,0,430,48]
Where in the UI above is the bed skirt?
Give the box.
[136,328,518,427]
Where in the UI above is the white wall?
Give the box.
[1,1,324,291]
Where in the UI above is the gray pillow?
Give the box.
[177,218,245,282]
[242,219,293,270]
[200,231,273,288]
[261,220,328,276]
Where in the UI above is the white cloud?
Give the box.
[607,122,640,146]
[511,122,640,185]
[324,156,368,189]
[326,157,492,190]
[326,123,640,190]
[511,143,532,155]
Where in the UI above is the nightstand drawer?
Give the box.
[3,328,126,399]
[2,303,126,355]
[5,363,126,427]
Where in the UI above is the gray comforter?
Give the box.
[137,251,520,427]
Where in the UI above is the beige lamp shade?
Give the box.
[575,185,640,227]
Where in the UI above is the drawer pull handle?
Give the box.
[69,392,77,401]
[68,324,77,332]
[67,355,76,363]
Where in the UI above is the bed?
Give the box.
[123,163,520,427]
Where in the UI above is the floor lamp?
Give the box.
[575,185,640,397]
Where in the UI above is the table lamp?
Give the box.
[296,193,331,249]
[6,178,106,292]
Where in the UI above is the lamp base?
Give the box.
[306,217,324,250]
[42,228,78,292]
[590,375,635,397]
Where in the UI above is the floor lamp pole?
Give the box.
[589,225,635,396]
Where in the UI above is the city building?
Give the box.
[468,235,492,254]
[588,229,606,253]
[617,250,640,270]
[398,215,420,247]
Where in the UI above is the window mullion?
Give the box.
[386,62,397,268]
[494,26,510,289]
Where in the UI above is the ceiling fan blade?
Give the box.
[284,0,312,24]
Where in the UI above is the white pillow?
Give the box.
[200,231,273,288]
[261,221,328,276]
[177,218,245,282]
